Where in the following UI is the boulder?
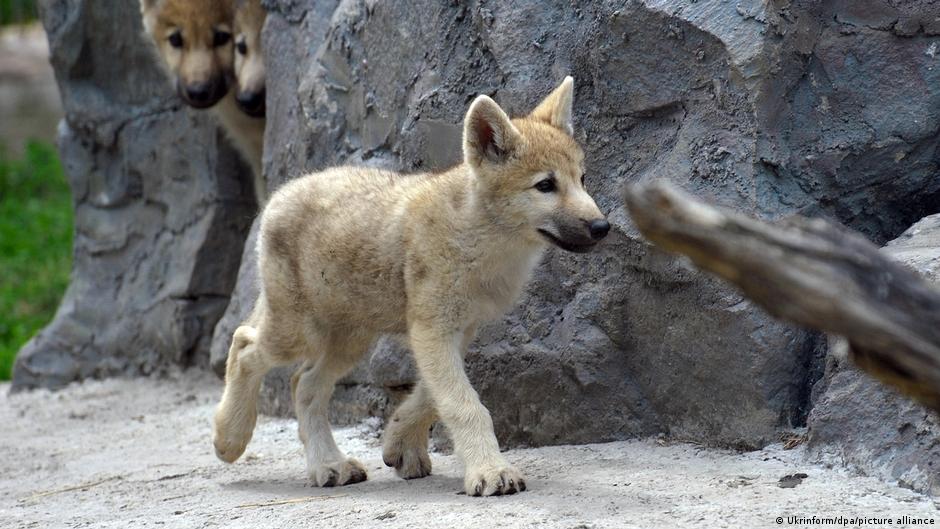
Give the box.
[244,0,939,448]
[808,214,940,496]
[247,0,909,448]
[11,1,255,389]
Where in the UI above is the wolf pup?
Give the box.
[213,77,610,496]
[233,0,266,119]
[140,0,266,204]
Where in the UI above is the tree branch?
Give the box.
[623,180,940,412]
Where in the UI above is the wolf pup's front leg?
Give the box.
[381,380,436,479]
[408,321,525,496]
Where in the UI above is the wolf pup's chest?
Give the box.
[469,247,544,320]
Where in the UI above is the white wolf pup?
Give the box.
[213,77,610,496]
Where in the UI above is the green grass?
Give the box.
[0,141,72,380]
[0,0,37,26]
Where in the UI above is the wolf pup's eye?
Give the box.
[213,30,232,47]
[534,174,557,193]
[236,37,248,56]
[580,174,585,187]
[168,31,183,48]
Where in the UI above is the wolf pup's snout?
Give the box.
[185,83,212,104]
[180,79,227,108]
[236,87,266,117]
[587,219,610,240]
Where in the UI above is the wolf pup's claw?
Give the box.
[466,465,527,496]
[310,458,368,487]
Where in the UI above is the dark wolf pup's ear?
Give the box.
[529,76,574,136]
[140,0,164,31]
[463,95,522,167]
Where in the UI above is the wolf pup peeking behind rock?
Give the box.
[212,77,610,497]
[233,0,267,119]
[140,0,267,204]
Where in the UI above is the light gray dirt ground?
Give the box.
[1,372,937,529]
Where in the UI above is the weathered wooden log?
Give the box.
[623,180,940,413]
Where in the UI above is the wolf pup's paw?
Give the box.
[464,464,526,496]
[382,439,432,479]
[309,458,368,487]
[212,409,255,463]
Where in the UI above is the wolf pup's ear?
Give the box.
[140,0,162,11]
[140,0,165,19]
[140,0,162,33]
[463,95,521,167]
[529,76,574,136]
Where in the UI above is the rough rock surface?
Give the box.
[223,0,940,449]
[11,2,256,389]
[808,214,940,496]
[209,220,260,377]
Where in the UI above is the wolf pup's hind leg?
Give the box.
[213,307,300,463]
[294,333,372,487]
[213,325,266,463]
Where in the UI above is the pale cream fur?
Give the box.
[213,77,608,496]
[214,93,265,201]
[233,0,266,107]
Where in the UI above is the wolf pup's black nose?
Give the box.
[187,84,211,103]
[236,89,266,117]
[588,219,610,240]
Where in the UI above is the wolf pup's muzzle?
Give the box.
[236,87,266,118]
[178,78,229,109]
[539,217,609,253]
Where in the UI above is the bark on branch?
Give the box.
[623,180,940,413]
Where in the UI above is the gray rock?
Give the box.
[808,214,940,496]
[209,219,260,377]
[12,1,255,390]
[248,0,940,449]
[240,0,938,449]
[884,215,940,279]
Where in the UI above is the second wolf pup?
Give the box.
[212,77,610,496]
[140,0,266,204]
[233,0,267,119]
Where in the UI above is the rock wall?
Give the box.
[15,0,940,461]
[226,0,933,449]
[11,1,255,389]
[808,214,940,496]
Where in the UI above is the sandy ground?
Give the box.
[1,372,937,529]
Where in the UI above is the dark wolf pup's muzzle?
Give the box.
[179,78,229,109]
